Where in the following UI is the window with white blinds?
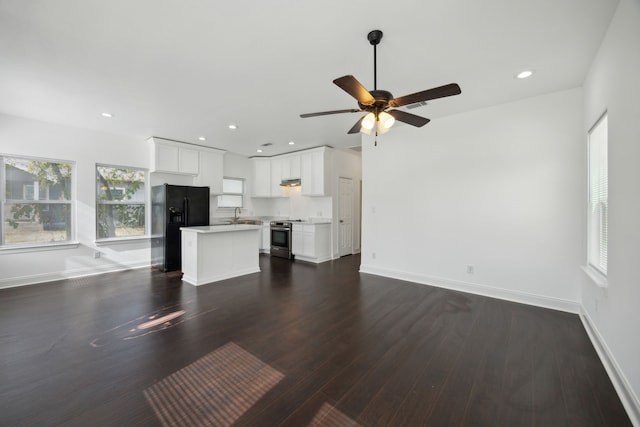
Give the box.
[587,113,608,275]
[217,177,244,208]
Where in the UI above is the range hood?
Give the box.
[280,178,301,187]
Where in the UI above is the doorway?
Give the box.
[338,177,354,257]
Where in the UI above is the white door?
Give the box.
[338,177,354,257]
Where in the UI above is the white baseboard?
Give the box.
[359,264,580,314]
[0,260,150,289]
[295,254,332,264]
[182,267,260,286]
[580,310,640,426]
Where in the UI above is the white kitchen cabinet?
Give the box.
[280,154,301,180]
[153,140,179,172]
[292,227,304,256]
[270,157,283,197]
[179,146,200,175]
[301,148,327,196]
[194,148,225,194]
[260,223,271,253]
[181,225,261,286]
[252,158,271,197]
[150,137,200,175]
[291,223,331,263]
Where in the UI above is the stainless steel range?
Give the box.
[270,220,302,259]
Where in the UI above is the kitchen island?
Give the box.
[180,225,261,286]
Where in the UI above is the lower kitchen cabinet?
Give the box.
[260,223,271,253]
[291,223,331,263]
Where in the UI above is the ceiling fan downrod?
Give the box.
[368,30,383,146]
[368,30,383,91]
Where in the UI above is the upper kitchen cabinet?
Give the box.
[149,137,225,194]
[270,157,283,197]
[194,147,225,195]
[252,158,272,197]
[149,137,199,175]
[251,148,327,197]
[280,154,301,180]
[301,147,328,196]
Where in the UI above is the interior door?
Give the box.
[338,177,354,257]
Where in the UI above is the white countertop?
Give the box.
[181,225,262,233]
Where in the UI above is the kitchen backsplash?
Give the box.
[209,188,332,223]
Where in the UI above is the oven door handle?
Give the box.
[271,227,290,231]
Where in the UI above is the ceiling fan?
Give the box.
[300,30,462,145]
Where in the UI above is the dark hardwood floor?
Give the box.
[0,254,631,426]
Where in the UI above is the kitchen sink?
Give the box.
[210,219,263,226]
[231,219,263,225]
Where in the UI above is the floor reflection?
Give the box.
[309,403,361,427]
[89,301,216,347]
[144,342,284,427]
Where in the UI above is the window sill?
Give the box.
[0,241,80,255]
[581,265,609,288]
[95,236,150,246]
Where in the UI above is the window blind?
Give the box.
[588,114,608,274]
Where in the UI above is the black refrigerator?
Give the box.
[151,184,210,272]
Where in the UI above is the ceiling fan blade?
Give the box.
[347,115,366,134]
[333,75,375,106]
[300,108,361,118]
[389,83,461,108]
[387,109,431,127]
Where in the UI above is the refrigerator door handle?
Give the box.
[183,197,189,226]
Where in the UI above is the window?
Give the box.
[587,113,608,275]
[1,155,73,246]
[217,178,244,208]
[96,165,146,239]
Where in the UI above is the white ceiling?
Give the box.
[0,0,619,157]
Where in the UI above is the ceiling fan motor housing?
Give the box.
[358,89,393,112]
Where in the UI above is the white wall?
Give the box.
[0,113,152,287]
[360,88,584,312]
[581,0,640,422]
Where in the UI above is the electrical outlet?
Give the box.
[466,265,474,274]
[317,211,322,217]
[372,252,377,260]
[372,206,376,214]
[93,250,101,259]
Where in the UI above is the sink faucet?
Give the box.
[233,207,241,221]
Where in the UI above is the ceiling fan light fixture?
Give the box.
[378,111,395,129]
[361,112,376,130]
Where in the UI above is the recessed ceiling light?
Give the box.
[198,136,206,141]
[101,112,113,118]
[228,124,237,130]
[288,141,295,145]
[256,149,263,153]
[516,70,534,79]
